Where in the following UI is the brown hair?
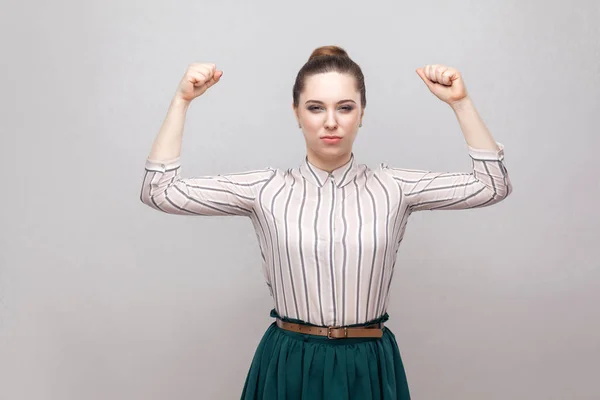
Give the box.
[292,45,366,109]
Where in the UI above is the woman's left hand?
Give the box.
[416,64,469,107]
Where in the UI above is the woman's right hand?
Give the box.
[175,63,223,103]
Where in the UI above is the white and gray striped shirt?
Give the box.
[140,142,512,326]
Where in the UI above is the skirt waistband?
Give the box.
[269,308,390,328]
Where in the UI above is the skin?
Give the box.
[291,64,498,174]
[293,72,364,173]
[147,62,499,166]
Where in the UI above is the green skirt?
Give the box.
[241,309,411,399]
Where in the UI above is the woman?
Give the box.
[140,45,512,399]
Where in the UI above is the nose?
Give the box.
[324,110,337,129]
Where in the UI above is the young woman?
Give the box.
[140,45,512,399]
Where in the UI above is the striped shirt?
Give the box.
[140,142,512,326]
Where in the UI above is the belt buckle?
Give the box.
[327,325,347,339]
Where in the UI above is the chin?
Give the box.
[321,147,348,154]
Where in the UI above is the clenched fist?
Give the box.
[175,63,223,103]
[416,64,468,107]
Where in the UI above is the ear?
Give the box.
[293,104,302,127]
[292,103,298,119]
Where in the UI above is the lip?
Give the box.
[321,136,342,144]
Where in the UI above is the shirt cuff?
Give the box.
[145,156,181,171]
[467,141,505,161]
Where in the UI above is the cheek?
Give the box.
[303,116,322,130]
[343,115,360,125]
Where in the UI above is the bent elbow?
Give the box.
[140,183,164,211]
[139,180,181,213]
[140,187,157,209]
[496,172,513,202]
[484,179,513,206]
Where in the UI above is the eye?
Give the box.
[308,105,354,112]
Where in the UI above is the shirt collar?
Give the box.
[299,152,359,188]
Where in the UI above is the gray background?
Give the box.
[1,0,599,399]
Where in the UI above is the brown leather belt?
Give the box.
[276,318,384,339]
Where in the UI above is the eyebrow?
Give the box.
[305,99,357,105]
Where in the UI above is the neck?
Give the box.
[306,150,352,173]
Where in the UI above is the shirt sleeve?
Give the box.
[140,156,276,217]
[381,141,513,212]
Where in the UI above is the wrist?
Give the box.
[449,95,473,112]
[172,95,191,109]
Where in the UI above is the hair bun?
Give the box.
[308,45,349,62]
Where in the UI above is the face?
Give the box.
[293,71,364,168]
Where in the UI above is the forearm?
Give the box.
[450,96,500,151]
[147,96,191,161]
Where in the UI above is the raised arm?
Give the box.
[382,64,513,212]
[139,62,275,217]
[145,62,222,163]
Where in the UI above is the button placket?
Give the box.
[329,173,338,325]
